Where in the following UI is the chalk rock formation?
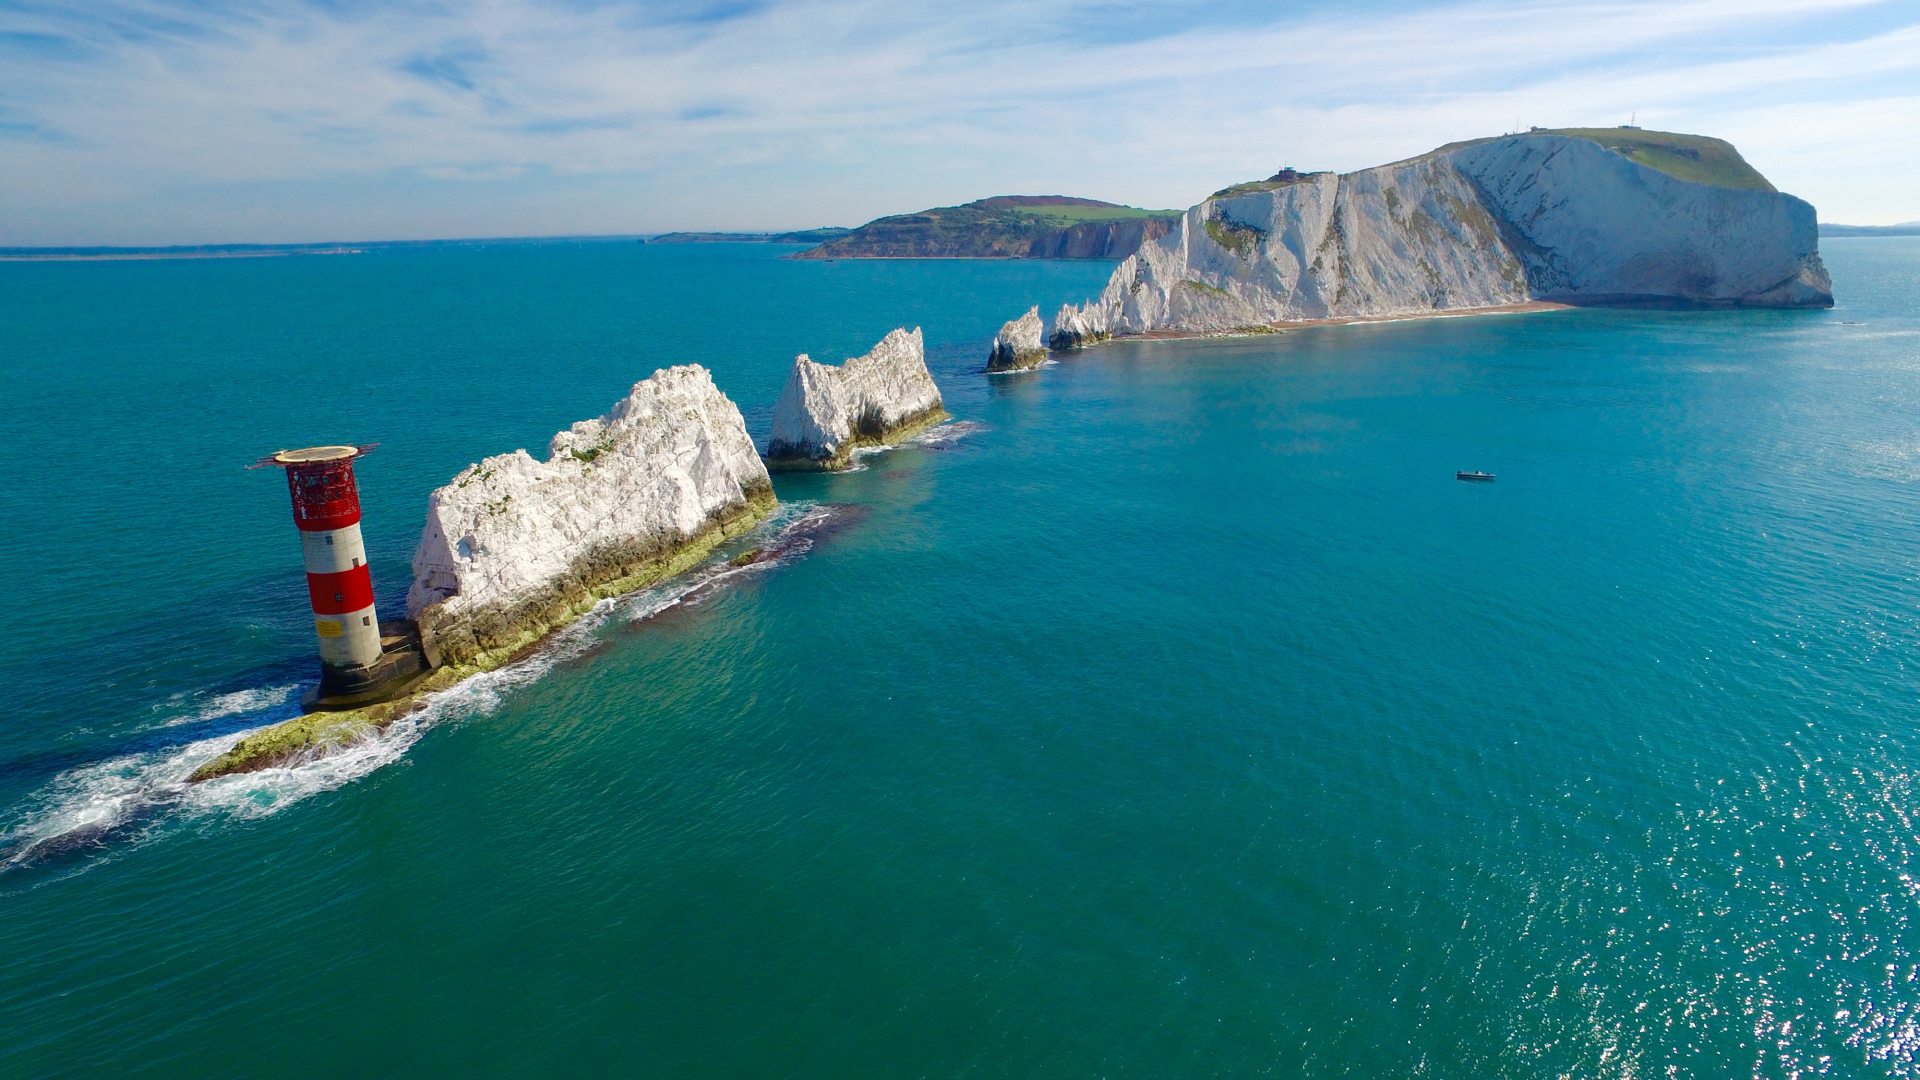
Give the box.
[407,365,774,668]
[987,307,1048,372]
[1049,303,1114,352]
[766,327,948,470]
[1049,130,1832,348]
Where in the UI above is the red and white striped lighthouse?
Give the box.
[258,445,385,696]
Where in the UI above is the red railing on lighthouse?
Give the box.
[284,457,363,531]
[250,444,378,532]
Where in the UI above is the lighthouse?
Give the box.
[258,445,387,697]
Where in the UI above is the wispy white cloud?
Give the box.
[0,0,1914,243]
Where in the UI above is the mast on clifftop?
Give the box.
[253,443,424,705]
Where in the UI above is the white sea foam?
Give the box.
[985,358,1056,374]
[913,419,984,447]
[0,732,227,873]
[607,502,837,626]
[1,504,837,869]
[844,443,894,469]
[150,683,301,729]
[838,419,983,469]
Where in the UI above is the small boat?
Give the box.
[1456,470,1495,483]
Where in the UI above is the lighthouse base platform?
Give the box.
[302,620,433,713]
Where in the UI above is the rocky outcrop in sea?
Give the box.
[193,365,774,780]
[1050,130,1833,348]
[987,307,1048,372]
[407,365,775,668]
[766,327,948,470]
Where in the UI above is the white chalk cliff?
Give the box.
[1051,131,1832,346]
[987,306,1048,372]
[407,365,775,667]
[766,327,948,469]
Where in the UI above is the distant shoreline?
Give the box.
[0,234,650,262]
[1818,225,1920,238]
[0,247,363,263]
[8,223,1906,264]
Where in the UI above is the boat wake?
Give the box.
[0,502,847,883]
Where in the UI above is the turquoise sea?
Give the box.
[3,238,1919,1076]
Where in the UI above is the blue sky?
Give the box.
[1,0,1916,245]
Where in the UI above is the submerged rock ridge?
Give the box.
[1049,129,1833,347]
[987,307,1048,372]
[766,327,949,470]
[193,366,774,780]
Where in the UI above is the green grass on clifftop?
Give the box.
[1431,128,1777,191]
[1536,128,1775,191]
[997,202,1182,226]
[1215,129,1777,200]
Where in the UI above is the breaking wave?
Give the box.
[0,502,846,881]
